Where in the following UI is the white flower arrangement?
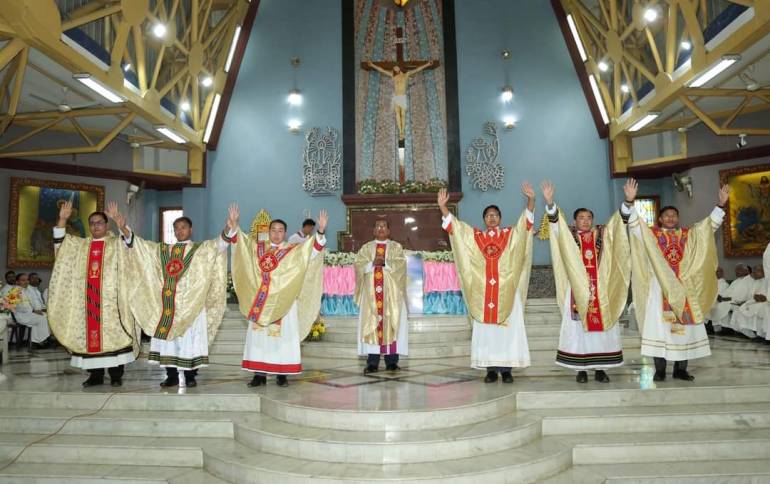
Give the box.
[324,252,357,266]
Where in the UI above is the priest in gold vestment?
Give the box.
[629,185,729,382]
[48,200,138,387]
[355,219,408,374]
[438,186,534,384]
[108,204,232,388]
[232,206,327,387]
[542,180,633,384]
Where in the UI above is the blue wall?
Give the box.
[205,0,346,243]
[141,189,183,239]
[199,0,666,263]
[455,0,615,263]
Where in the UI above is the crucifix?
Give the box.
[362,27,440,183]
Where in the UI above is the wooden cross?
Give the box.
[361,27,440,73]
[361,27,440,183]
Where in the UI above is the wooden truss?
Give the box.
[0,0,250,181]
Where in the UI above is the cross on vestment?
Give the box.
[361,27,440,184]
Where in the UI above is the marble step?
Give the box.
[543,459,770,484]
[204,437,571,484]
[0,392,260,412]
[259,393,516,431]
[516,384,770,410]
[0,463,227,484]
[217,312,563,330]
[321,329,472,344]
[273,336,641,360]
[0,409,235,438]
[538,402,770,435]
[214,322,566,342]
[324,315,471,330]
[233,411,541,464]
[570,428,770,464]
[0,433,215,467]
[208,348,648,366]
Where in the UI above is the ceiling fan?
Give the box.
[116,127,164,149]
[30,86,100,113]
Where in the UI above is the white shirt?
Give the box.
[288,231,310,244]
[27,286,46,310]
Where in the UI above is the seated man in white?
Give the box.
[711,264,753,334]
[706,267,729,333]
[730,264,766,339]
[10,273,52,347]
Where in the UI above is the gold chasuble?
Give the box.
[630,215,719,332]
[232,229,324,340]
[446,213,534,324]
[48,233,138,356]
[354,240,407,346]
[124,237,227,342]
[549,210,630,332]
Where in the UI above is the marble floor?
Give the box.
[0,302,769,483]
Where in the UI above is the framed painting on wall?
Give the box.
[7,177,105,268]
[719,164,770,257]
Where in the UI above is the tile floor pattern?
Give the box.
[0,300,768,482]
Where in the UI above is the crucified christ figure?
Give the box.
[365,60,432,142]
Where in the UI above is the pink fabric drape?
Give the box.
[422,261,461,293]
[323,266,356,296]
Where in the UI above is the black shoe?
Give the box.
[484,371,498,383]
[594,370,610,383]
[385,364,401,372]
[160,378,179,387]
[186,379,197,388]
[247,374,266,387]
[363,365,379,374]
[653,371,666,382]
[672,370,695,381]
[110,379,122,387]
[276,375,289,387]
[82,376,104,387]
[501,371,513,383]
[576,371,588,383]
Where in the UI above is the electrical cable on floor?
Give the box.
[0,363,259,473]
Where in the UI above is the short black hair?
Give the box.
[374,219,390,229]
[173,216,193,228]
[5,271,15,278]
[302,218,316,228]
[15,273,27,282]
[482,205,501,218]
[573,208,594,220]
[29,272,38,278]
[270,219,287,231]
[88,211,108,223]
[658,206,679,217]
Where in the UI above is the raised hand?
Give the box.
[541,180,555,206]
[105,201,126,230]
[718,184,730,206]
[522,182,535,200]
[522,181,536,212]
[226,203,240,231]
[317,209,328,233]
[624,178,638,203]
[57,199,73,227]
[437,188,450,216]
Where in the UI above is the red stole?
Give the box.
[373,242,396,353]
[85,240,105,353]
[579,230,605,331]
[651,227,695,324]
[246,241,295,326]
[473,226,512,324]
